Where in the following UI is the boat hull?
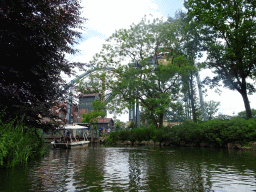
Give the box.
[51,140,90,149]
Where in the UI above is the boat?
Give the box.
[51,124,90,149]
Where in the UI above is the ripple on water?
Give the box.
[2,146,256,191]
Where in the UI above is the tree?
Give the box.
[113,119,124,130]
[82,100,106,126]
[86,16,192,128]
[204,100,220,120]
[0,0,85,128]
[168,11,208,122]
[238,109,256,119]
[185,0,256,119]
[82,100,106,139]
[166,101,187,122]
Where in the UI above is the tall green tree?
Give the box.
[0,0,85,128]
[83,16,192,128]
[168,11,208,122]
[185,0,256,119]
[82,100,106,140]
[203,100,220,120]
[82,100,106,125]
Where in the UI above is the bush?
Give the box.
[132,128,145,142]
[118,130,130,141]
[152,128,164,142]
[105,118,256,148]
[105,131,119,143]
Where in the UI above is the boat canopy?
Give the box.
[63,124,89,129]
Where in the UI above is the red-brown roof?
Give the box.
[97,118,113,124]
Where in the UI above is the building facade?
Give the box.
[78,93,114,130]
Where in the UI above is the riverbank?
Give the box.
[105,139,256,151]
[104,117,256,150]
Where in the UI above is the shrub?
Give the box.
[152,128,164,142]
[105,117,256,148]
[118,130,130,141]
[105,131,119,143]
[132,128,145,142]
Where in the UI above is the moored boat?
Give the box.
[51,124,90,149]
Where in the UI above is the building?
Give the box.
[78,93,100,122]
[78,93,114,130]
[97,118,114,130]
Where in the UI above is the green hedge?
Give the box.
[0,117,45,168]
[105,117,256,148]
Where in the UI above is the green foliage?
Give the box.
[118,130,130,142]
[82,100,106,125]
[238,109,256,119]
[86,15,195,129]
[105,131,119,143]
[0,0,85,129]
[0,117,45,168]
[185,0,256,119]
[114,119,124,130]
[168,11,205,123]
[203,100,220,120]
[106,118,256,148]
[168,101,187,122]
[128,121,136,129]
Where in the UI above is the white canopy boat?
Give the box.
[51,124,90,149]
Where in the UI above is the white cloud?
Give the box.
[71,0,167,65]
[81,0,162,38]
[71,37,106,63]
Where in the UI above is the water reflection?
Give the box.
[1,145,256,191]
[28,148,89,191]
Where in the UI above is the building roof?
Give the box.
[97,118,113,124]
[79,93,100,97]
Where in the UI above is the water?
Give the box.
[1,145,256,191]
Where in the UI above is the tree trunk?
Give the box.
[151,115,159,129]
[158,113,164,128]
[196,71,207,121]
[240,84,252,119]
[189,74,197,122]
[236,78,252,119]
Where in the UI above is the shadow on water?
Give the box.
[1,144,256,191]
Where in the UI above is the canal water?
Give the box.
[1,145,256,192]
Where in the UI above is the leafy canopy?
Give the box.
[80,16,194,128]
[185,0,256,119]
[0,0,85,128]
[82,100,106,126]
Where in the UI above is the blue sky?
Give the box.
[65,0,256,121]
[67,0,185,63]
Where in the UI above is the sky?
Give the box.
[64,0,256,122]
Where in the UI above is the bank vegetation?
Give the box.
[105,117,256,149]
[0,116,45,168]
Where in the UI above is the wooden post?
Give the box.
[90,124,93,143]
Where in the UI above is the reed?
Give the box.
[0,116,45,168]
